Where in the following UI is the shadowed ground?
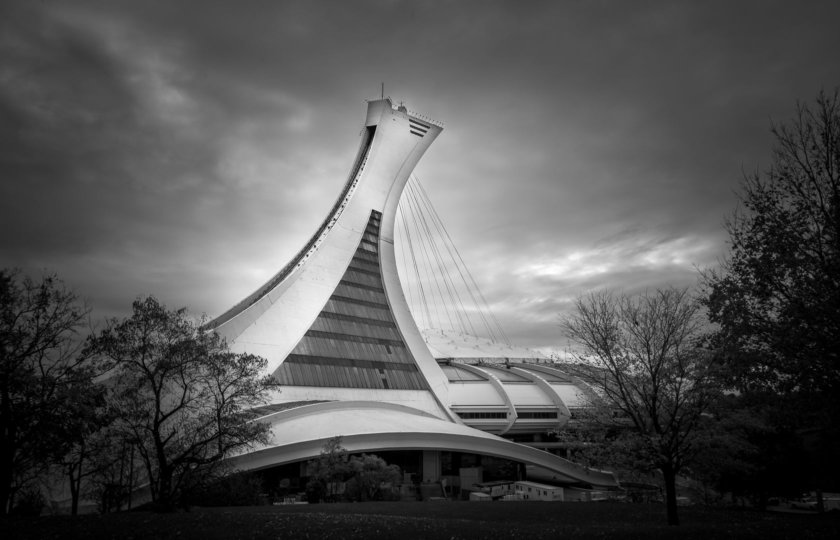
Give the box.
[2,502,838,539]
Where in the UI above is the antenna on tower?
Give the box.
[381,82,384,99]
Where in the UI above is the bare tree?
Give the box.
[562,287,718,526]
[53,388,110,515]
[84,432,140,513]
[88,296,277,511]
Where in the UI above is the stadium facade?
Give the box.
[207,98,617,490]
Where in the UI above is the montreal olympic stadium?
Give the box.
[206,97,618,495]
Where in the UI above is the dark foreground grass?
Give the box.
[2,502,838,540]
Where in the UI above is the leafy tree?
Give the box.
[562,287,719,526]
[0,269,101,515]
[345,454,401,502]
[305,437,401,503]
[703,90,840,494]
[686,394,804,507]
[87,296,276,511]
[306,436,350,503]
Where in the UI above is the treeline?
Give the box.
[560,90,840,525]
[0,277,277,515]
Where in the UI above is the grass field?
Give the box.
[2,501,838,539]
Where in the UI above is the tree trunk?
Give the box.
[69,441,86,516]
[0,446,13,515]
[156,467,175,512]
[0,470,10,515]
[69,466,79,516]
[126,446,134,510]
[663,463,680,526]
[1,385,15,516]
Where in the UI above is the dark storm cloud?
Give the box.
[2,2,224,311]
[2,0,839,352]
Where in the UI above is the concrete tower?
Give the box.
[208,98,453,420]
[210,98,617,489]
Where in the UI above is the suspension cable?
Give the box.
[409,181,475,333]
[409,179,492,339]
[412,176,511,345]
[398,204,432,328]
[395,175,511,346]
[406,180,476,336]
[403,182,451,331]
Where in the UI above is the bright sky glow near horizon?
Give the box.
[2,0,839,355]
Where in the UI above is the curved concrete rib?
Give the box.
[234,401,618,488]
[509,366,572,428]
[455,363,518,434]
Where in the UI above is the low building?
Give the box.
[514,481,565,501]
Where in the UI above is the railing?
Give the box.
[366,96,444,128]
[406,109,444,128]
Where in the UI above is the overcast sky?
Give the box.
[2,0,838,354]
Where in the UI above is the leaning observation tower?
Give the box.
[207,97,617,490]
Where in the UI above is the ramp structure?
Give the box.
[208,98,617,489]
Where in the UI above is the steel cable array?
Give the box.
[396,175,511,346]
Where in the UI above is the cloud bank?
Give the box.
[1,0,838,352]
